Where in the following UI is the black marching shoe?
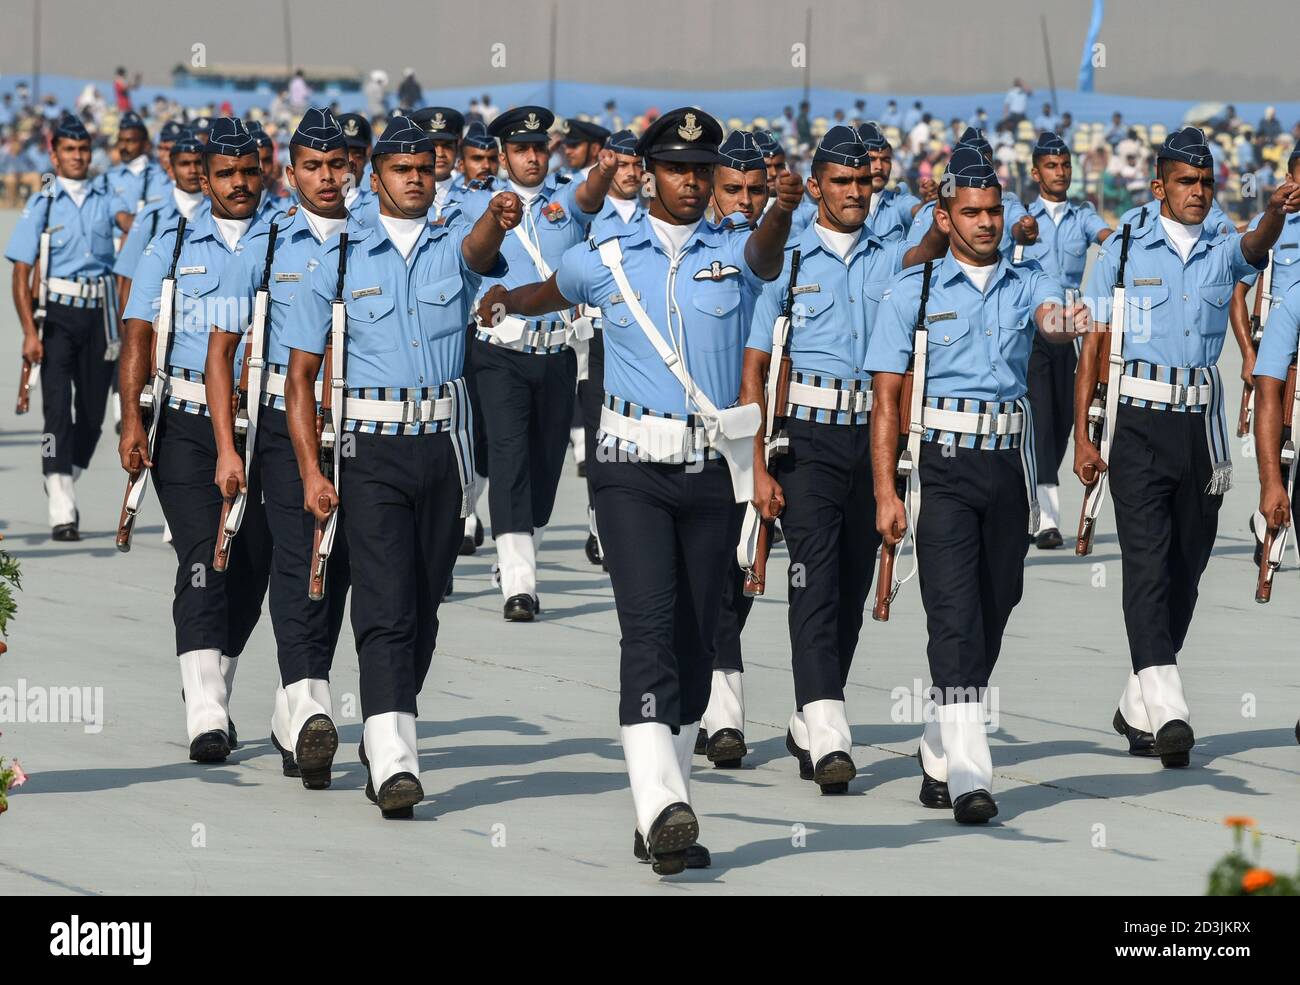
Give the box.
[1154,720,1195,768]
[189,730,231,763]
[952,789,998,824]
[1112,708,1157,757]
[295,714,338,790]
[706,728,746,769]
[813,751,856,795]
[643,802,699,875]
[634,829,710,869]
[227,718,239,749]
[916,749,951,808]
[271,732,301,777]
[459,517,485,556]
[51,522,79,542]
[359,740,423,819]
[584,533,603,566]
[1035,527,1063,550]
[786,729,814,781]
[503,594,538,621]
[694,727,708,755]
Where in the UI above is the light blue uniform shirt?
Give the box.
[105,160,168,218]
[5,182,117,276]
[113,194,210,280]
[214,207,369,370]
[1254,281,1300,381]
[1083,217,1263,369]
[1017,197,1109,289]
[123,209,275,374]
[281,219,499,390]
[555,211,770,414]
[1240,210,1300,295]
[904,192,1028,257]
[747,220,906,382]
[866,252,1063,401]
[868,186,921,244]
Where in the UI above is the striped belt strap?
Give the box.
[47,276,106,300]
[168,375,208,405]
[786,379,873,414]
[263,370,324,402]
[922,406,1024,436]
[1118,375,1213,408]
[480,318,568,349]
[346,394,455,424]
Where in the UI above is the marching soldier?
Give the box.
[468,106,614,621]
[208,109,362,788]
[477,107,800,874]
[458,121,500,186]
[1232,147,1300,555]
[5,112,121,540]
[282,116,521,818]
[577,128,646,567]
[106,111,166,237]
[248,125,289,226]
[114,130,207,296]
[755,128,815,237]
[748,126,947,792]
[1018,132,1113,548]
[905,127,1035,257]
[695,128,769,766]
[1076,128,1299,768]
[560,119,611,180]
[155,120,187,186]
[856,122,928,244]
[118,118,273,762]
[869,145,1088,822]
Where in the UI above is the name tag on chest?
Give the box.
[351,286,382,299]
[927,310,958,323]
[178,266,206,275]
[608,290,640,305]
[791,284,820,295]
[274,272,302,283]
[1133,278,1162,287]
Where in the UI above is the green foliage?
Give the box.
[0,545,20,638]
[1206,820,1300,896]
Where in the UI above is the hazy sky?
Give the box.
[0,0,1290,101]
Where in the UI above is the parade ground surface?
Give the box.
[1,211,1297,896]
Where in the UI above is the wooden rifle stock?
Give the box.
[309,233,348,602]
[213,477,240,571]
[309,495,332,602]
[115,449,144,551]
[15,359,36,414]
[1075,325,1110,556]
[1256,508,1286,604]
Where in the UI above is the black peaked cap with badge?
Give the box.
[338,113,372,149]
[488,106,554,145]
[564,119,611,145]
[635,107,722,164]
[410,107,465,142]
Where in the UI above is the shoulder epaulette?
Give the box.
[468,176,495,192]
[555,173,572,184]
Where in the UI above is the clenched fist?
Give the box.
[1013,214,1039,245]
[773,170,804,213]
[596,147,618,178]
[476,284,511,328]
[489,191,523,230]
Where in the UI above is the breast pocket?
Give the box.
[928,316,971,348]
[344,291,398,355]
[1124,282,1169,345]
[690,284,742,352]
[1061,241,1087,282]
[415,275,465,340]
[177,270,222,335]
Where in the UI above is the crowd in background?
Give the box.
[3,70,1297,223]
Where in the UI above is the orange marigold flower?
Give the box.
[1242,869,1275,893]
[1223,816,1256,828]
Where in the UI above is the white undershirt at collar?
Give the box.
[610,196,638,222]
[58,176,88,208]
[126,155,148,176]
[509,178,542,205]
[1159,215,1203,263]
[648,214,701,260]
[172,186,204,219]
[1040,197,1068,225]
[868,191,881,218]
[814,221,861,262]
[212,215,251,251]
[344,186,361,209]
[379,213,426,262]
[302,208,348,243]
[956,257,996,294]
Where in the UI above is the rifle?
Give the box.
[874,260,932,622]
[116,216,187,552]
[1238,250,1274,437]
[309,233,348,602]
[214,223,278,571]
[16,189,54,415]
[1257,361,1299,602]
[738,249,801,597]
[1076,223,1132,556]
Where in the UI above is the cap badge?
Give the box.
[431,113,446,131]
[343,119,359,137]
[524,113,541,131]
[678,113,703,142]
